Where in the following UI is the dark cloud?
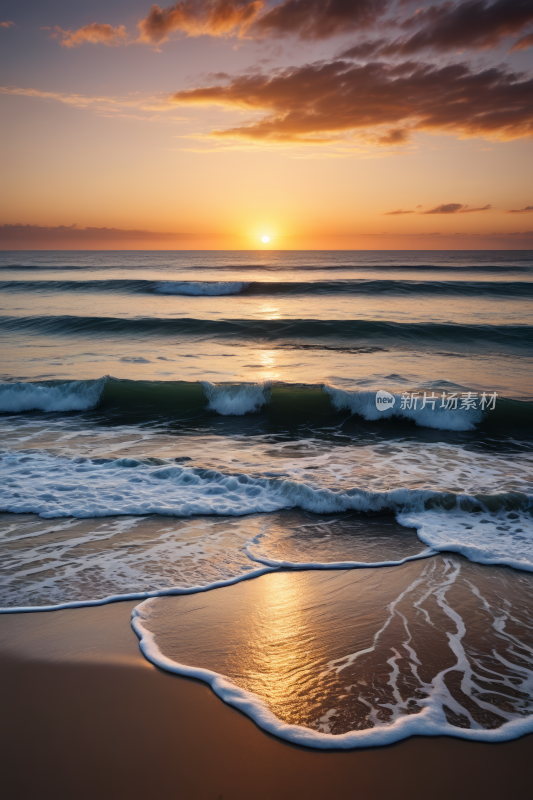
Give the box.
[137,1,264,43]
[340,40,385,59]
[382,208,415,214]
[172,59,533,143]
[341,0,533,58]
[460,204,493,213]
[252,0,387,40]
[506,205,533,212]
[423,204,467,214]
[394,0,533,54]
[422,203,492,214]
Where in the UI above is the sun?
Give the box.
[261,235,270,243]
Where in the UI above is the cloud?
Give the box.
[393,0,533,54]
[511,32,533,51]
[382,208,415,215]
[171,59,533,143]
[52,23,128,48]
[377,127,409,144]
[252,0,387,40]
[137,1,264,43]
[422,203,492,214]
[0,86,182,118]
[136,0,389,44]
[45,0,533,49]
[0,224,184,248]
[1,21,16,29]
[341,0,533,57]
[459,204,493,213]
[3,223,533,250]
[506,205,533,212]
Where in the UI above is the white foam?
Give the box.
[244,541,436,570]
[202,381,271,416]
[0,564,273,613]
[324,386,483,431]
[400,507,533,572]
[0,449,439,519]
[0,378,106,414]
[155,281,249,296]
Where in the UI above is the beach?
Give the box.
[2,600,533,800]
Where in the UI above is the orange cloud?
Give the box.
[52,23,128,48]
[382,208,415,215]
[510,32,533,51]
[506,205,533,213]
[172,60,533,143]
[137,1,264,43]
[0,86,179,116]
[1,21,16,29]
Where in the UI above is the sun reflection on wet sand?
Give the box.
[139,557,533,738]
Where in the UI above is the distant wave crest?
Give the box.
[155,281,249,296]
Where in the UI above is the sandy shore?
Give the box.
[1,601,533,800]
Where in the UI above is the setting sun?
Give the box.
[261,236,270,243]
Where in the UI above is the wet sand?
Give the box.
[1,600,533,800]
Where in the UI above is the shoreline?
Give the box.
[2,601,533,799]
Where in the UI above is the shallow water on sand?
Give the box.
[136,556,533,746]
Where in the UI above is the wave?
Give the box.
[202,380,272,415]
[1,378,531,430]
[0,450,531,567]
[0,378,106,413]
[155,280,249,295]
[1,259,532,273]
[2,314,532,349]
[325,386,482,431]
[2,278,533,298]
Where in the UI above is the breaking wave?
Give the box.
[0,450,531,568]
[0,378,106,413]
[0,378,530,431]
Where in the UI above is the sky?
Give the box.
[1,0,533,249]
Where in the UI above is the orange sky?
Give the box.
[1,0,532,249]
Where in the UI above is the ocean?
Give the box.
[1,249,532,748]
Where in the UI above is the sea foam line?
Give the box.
[0,565,275,614]
[244,542,436,570]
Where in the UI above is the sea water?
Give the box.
[0,249,532,747]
